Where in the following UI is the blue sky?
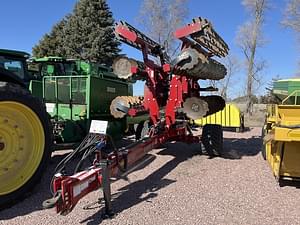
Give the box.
[0,0,298,97]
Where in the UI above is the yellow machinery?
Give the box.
[195,103,244,132]
[262,90,300,181]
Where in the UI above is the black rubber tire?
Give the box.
[0,82,52,209]
[261,126,267,160]
[135,120,149,140]
[201,124,223,157]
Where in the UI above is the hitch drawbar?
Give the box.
[47,161,114,217]
[45,167,104,215]
[43,120,115,216]
[43,120,199,216]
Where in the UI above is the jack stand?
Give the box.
[100,160,115,219]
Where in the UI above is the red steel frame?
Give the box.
[115,22,201,127]
[52,126,199,215]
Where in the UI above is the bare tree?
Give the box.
[282,0,300,74]
[282,0,300,32]
[236,0,270,114]
[208,54,240,100]
[219,54,241,100]
[137,0,189,59]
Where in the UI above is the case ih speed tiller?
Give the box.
[43,17,229,217]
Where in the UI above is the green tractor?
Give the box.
[0,49,52,208]
[0,51,143,208]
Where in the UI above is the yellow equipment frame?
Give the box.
[195,104,244,132]
[263,91,300,181]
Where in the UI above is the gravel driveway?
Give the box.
[1,127,300,225]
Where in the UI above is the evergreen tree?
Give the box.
[32,18,68,57]
[32,0,120,65]
[63,0,120,64]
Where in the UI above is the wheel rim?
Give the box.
[0,101,45,195]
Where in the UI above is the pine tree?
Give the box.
[32,18,68,57]
[32,0,120,65]
[63,0,120,65]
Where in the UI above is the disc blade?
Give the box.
[183,97,209,120]
[183,96,225,120]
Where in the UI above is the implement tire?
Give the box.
[261,124,267,160]
[0,82,52,209]
[135,120,149,140]
[201,124,223,157]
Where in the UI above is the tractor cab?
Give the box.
[0,49,31,86]
[28,57,119,78]
[28,57,72,78]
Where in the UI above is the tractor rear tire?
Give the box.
[0,82,52,209]
[201,124,223,157]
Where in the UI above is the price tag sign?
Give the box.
[45,103,55,113]
[89,120,108,134]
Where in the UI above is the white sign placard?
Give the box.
[107,87,116,93]
[89,120,108,134]
[45,103,55,113]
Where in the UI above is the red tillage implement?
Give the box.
[43,17,228,217]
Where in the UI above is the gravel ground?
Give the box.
[1,127,300,225]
